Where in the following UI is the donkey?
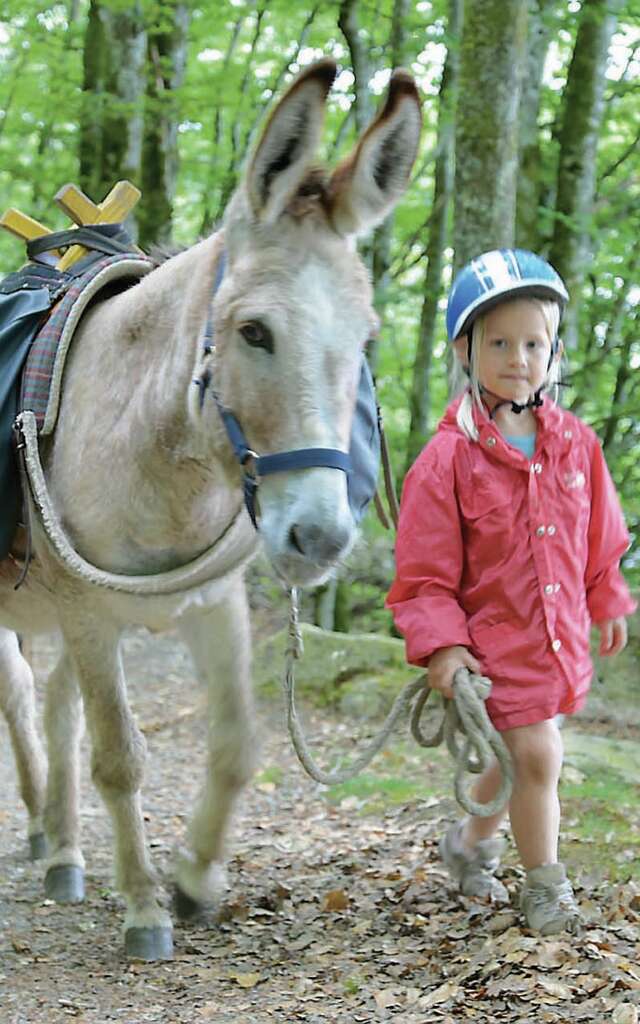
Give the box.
[0,59,421,959]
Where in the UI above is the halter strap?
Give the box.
[196,251,352,528]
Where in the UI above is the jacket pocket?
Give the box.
[458,482,512,522]
[557,458,591,531]
[458,488,514,572]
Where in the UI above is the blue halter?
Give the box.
[195,252,352,529]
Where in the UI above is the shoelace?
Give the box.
[527,881,578,911]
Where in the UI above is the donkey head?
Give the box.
[213,59,421,586]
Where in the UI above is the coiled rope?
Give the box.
[283,587,513,817]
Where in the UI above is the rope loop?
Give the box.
[283,590,513,816]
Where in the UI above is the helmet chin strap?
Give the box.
[479,385,544,418]
[462,364,545,416]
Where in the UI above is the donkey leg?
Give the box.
[0,628,47,858]
[59,615,173,960]
[42,648,85,901]
[174,577,258,917]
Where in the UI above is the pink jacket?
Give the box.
[386,396,637,731]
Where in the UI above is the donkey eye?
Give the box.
[239,320,274,353]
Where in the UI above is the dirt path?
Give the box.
[1,628,638,1024]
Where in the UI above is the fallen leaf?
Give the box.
[287,932,316,952]
[374,989,399,1009]
[197,1003,222,1019]
[613,1005,638,1024]
[538,977,573,1000]
[419,980,460,1008]
[322,889,350,912]
[527,940,574,969]
[229,972,262,989]
[10,936,31,954]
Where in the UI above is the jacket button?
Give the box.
[544,584,554,595]
[552,638,562,652]
[547,524,556,535]
[564,430,572,439]
[486,436,496,446]
[531,462,542,474]
[536,525,546,536]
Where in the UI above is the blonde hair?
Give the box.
[451,297,562,441]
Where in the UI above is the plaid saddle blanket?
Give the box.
[0,250,153,558]
[21,253,153,435]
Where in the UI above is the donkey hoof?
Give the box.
[125,926,174,961]
[45,864,85,903]
[173,884,203,921]
[29,832,47,861]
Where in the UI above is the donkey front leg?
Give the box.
[0,628,47,859]
[42,647,85,902]
[59,613,173,960]
[174,577,258,917]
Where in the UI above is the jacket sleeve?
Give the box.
[585,435,637,623]
[385,444,471,666]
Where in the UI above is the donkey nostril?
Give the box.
[289,525,305,555]
[288,522,352,561]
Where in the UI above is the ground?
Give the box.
[1,622,639,1024]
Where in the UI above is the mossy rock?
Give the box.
[255,595,639,725]
[254,623,421,715]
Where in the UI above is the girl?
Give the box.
[386,248,636,935]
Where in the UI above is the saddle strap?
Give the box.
[13,411,258,596]
[26,224,138,262]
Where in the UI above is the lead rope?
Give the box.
[283,588,513,816]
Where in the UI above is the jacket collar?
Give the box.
[444,393,574,465]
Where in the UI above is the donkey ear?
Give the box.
[328,70,422,238]
[245,58,337,224]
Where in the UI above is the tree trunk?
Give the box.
[338,0,376,133]
[601,329,633,454]
[79,0,147,203]
[339,0,413,376]
[205,9,321,232]
[516,0,557,251]
[313,578,349,633]
[137,2,190,248]
[404,0,462,473]
[211,4,268,225]
[549,0,620,349]
[453,0,529,268]
[339,0,380,372]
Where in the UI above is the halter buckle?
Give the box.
[241,449,260,480]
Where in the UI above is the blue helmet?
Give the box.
[446,249,569,342]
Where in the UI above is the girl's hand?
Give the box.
[427,645,482,700]
[597,617,628,656]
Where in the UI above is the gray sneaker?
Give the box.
[520,863,581,935]
[439,821,508,901]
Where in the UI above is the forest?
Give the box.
[1,0,638,630]
[1,5,640,1019]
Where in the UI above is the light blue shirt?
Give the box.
[504,433,536,460]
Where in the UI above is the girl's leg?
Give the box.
[460,718,562,864]
[461,758,508,848]
[442,719,561,899]
[440,760,509,900]
[443,717,579,931]
[500,718,563,869]
[497,718,579,933]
